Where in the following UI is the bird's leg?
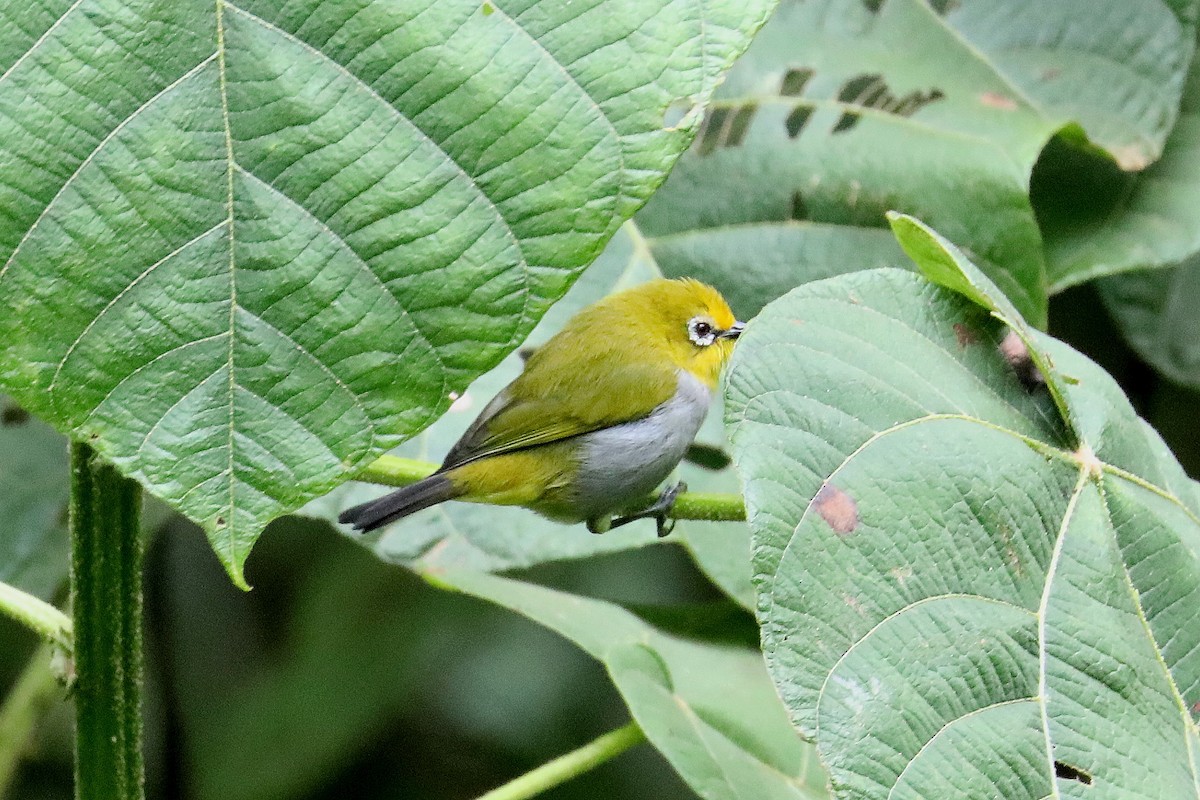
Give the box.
[608,481,687,538]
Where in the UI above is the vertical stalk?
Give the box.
[70,442,144,800]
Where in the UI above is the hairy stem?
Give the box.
[474,721,646,800]
[70,442,144,800]
[356,455,746,522]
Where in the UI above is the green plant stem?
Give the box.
[0,642,64,797]
[357,455,746,522]
[70,442,144,800]
[474,721,646,800]
[0,582,71,650]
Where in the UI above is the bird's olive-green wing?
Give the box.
[440,358,678,471]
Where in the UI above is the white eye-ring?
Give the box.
[688,317,717,347]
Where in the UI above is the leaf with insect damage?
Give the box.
[727,215,1200,799]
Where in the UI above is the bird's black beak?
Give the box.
[719,322,745,340]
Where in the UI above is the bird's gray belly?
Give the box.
[573,371,711,520]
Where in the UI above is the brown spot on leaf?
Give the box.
[814,483,859,535]
[843,593,867,615]
[1110,144,1151,172]
[953,322,977,347]
[997,522,1023,577]
[216,516,226,527]
[1041,67,1061,81]
[979,91,1018,110]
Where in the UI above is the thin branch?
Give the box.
[354,455,746,522]
[474,721,646,800]
[0,582,71,651]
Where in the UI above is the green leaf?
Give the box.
[1097,256,1200,389]
[1039,42,1200,290]
[727,219,1200,799]
[303,222,756,609]
[433,568,830,800]
[0,398,68,599]
[638,0,1200,327]
[0,0,775,585]
[942,0,1197,170]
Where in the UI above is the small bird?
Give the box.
[339,278,744,536]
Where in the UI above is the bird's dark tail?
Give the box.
[338,473,462,532]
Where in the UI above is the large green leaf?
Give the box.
[0,0,774,585]
[637,0,1200,326]
[727,217,1200,799]
[433,568,830,800]
[303,222,755,609]
[1039,41,1200,290]
[943,0,1197,170]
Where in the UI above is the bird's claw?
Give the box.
[607,481,686,538]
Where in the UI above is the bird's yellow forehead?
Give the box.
[676,278,737,329]
[614,278,736,329]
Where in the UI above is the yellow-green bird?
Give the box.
[339,278,744,535]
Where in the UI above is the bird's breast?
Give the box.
[573,370,711,519]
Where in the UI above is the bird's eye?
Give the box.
[687,318,717,347]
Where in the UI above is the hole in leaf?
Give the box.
[693,103,756,153]
[790,191,809,221]
[832,112,860,133]
[664,98,699,130]
[890,88,945,116]
[726,103,756,147]
[836,73,944,120]
[861,0,884,12]
[696,106,729,156]
[929,0,961,13]
[785,105,813,138]
[838,74,885,105]
[216,517,226,527]
[1054,761,1093,785]
[780,67,813,97]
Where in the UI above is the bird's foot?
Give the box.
[607,481,687,538]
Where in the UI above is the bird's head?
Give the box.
[609,278,744,388]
